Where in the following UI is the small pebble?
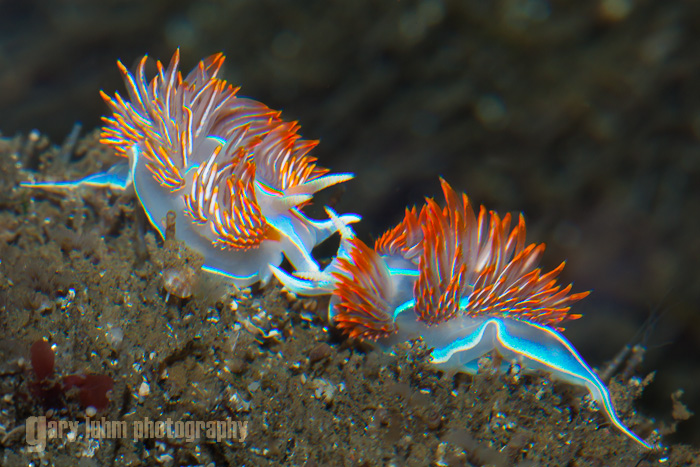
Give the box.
[228,356,246,374]
[138,381,150,398]
[309,343,331,363]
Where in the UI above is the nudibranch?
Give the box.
[22,50,359,286]
[274,179,652,449]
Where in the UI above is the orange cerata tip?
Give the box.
[414,178,587,329]
[331,236,398,341]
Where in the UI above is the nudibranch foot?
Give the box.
[413,315,653,449]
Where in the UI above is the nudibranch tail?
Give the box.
[422,317,652,449]
[19,162,132,192]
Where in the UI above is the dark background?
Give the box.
[1,0,699,445]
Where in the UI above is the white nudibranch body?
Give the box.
[275,180,652,450]
[23,50,358,287]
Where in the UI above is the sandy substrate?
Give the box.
[0,132,698,466]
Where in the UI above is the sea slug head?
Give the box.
[270,206,361,297]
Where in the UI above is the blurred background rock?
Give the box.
[1,0,699,444]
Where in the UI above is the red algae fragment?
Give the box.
[30,339,55,381]
[63,374,114,411]
[28,339,114,412]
